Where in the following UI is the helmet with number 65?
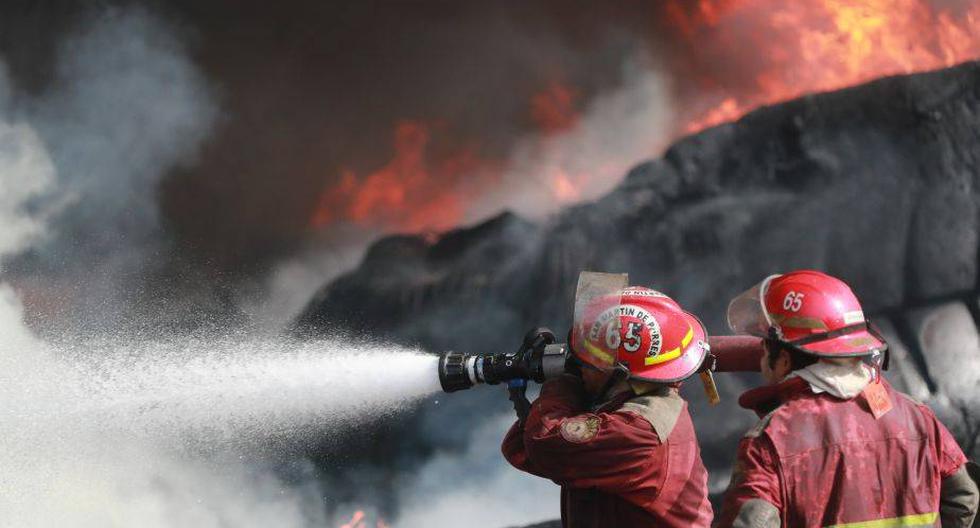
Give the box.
[571,287,710,383]
[727,270,886,358]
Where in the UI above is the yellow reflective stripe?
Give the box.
[644,348,681,365]
[583,339,614,364]
[681,325,694,347]
[824,512,938,528]
[644,325,694,366]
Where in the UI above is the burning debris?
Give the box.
[305,0,980,239]
[669,0,980,132]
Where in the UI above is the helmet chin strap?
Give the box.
[593,363,631,405]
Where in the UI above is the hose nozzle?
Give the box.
[438,328,567,393]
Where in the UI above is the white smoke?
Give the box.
[0,8,360,528]
[0,82,56,259]
[238,241,368,333]
[467,52,674,223]
[395,411,560,528]
[8,6,217,333]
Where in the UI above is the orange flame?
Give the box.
[311,82,583,232]
[312,2,980,234]
[339,511,365,528]
[674,0,980,132]
[530,81,580,134]
[310,121,482,232]
[338,510,388,528]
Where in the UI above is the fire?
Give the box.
[311,2,980,234]
[310,120,482,233]
[672,0,980,132]
[339,511,365,528]
[530,81,580,133]
[338,510,388,528]
[310,82,583,233]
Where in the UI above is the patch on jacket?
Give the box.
[560,414,600,443]
[620,391,684,441]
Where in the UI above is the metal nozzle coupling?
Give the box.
[437,328,567,393]
[438,351,477,393]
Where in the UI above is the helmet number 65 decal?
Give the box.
[782,291,805,312]
[603,320,643,353]
[622,322,642,353]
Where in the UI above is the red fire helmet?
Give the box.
[571,286,709,383]
[727,270,886,357]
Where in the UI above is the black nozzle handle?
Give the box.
[508,378,531,424]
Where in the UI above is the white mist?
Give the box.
[0,326,441,527]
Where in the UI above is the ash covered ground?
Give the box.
[298,61,980,522]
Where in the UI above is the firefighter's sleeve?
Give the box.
[504,374,666,495]
[501,420,537,473]
[930,409,978,527]
[715,435,782,528]
[940,464,979,527]
[936,415,969,477]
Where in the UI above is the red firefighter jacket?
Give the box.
[502,375,712,528]
[715,375,971,528]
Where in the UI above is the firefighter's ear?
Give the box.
[772,349,793,380]
[762,343,792,383]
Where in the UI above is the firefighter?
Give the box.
[716,270,980,527]
[502,286,713,527]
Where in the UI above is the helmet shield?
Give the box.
[729,270,887,357]
[726,275,780,337]
[571,271,628,370]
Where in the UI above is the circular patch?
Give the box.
[560,415,600,444]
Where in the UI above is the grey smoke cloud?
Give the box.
[5,6,217,333]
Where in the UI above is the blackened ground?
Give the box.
[297,61,980,521]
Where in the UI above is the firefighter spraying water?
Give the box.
[436,272,768,527]
[438,273,765,416]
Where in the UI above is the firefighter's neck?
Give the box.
[628,379,675,397]
[581,368,613,396]
[584,367,630,403]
